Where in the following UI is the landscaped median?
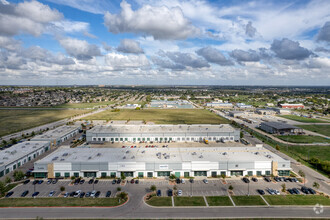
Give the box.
[264,195,330,206]
[174,197,206,206]
[206,196,233,206]
[0,198,126,207]
[230,196,267,206]
[146,197,172,207]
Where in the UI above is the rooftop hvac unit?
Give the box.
[123,156,126,159]
[88,156,92,160]
[60,159,65,161]
[142,150,145,153]
[97,153,101,156]
[62,153,68,157]
[255,152,259,155]
[0,162,3,165]
[199,155,203,158]
[26,143,30,145]
[126,151,129,154]
[222,152,227,155]
[11,150,17,154]
[192,152,197,155]
[131,156,135,159]
[3,157,8,160]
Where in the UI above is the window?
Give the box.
[101,172,107,177]
[110,172,116,178]
[256,171,262,176]
[143,138,146,141]
[194,171,207,176]
[120,138,123,141]
[177,138,180,141]
[247,171,253,176]
[18,162,21,167]
[230,171,243,176]
[64,172,70,178]
[125,138,128,141]
[157,171,170,177]
[147,138,150,141]
[220,171,226,176]
[33,154,36,158]
[93,138,96,141]
[102,138,105,141]
[155,138,158,141]
[111,138,114,141]
[115,138,118,141]
[98,138,101,141]
[278,170,290,176]
[74,172,79,177]
[0,171,3,177]
[55,172,61,177]
[6,168,10,174]
[28,156,31,161]
[184,172,190,178]
[138,172,144,178]
[211,171,217,177]
[147,172,153,178]
[13,164,16,170]
[265,171,271,176]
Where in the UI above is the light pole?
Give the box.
[248,180,250,196]
[190,179,192,197]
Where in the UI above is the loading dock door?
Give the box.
[175,172,180,178]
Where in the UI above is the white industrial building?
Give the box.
[32,125,80,147]
[33,146,291,179]
[86,124,240,143]
[0,141,50,177]
[205,102,233,108]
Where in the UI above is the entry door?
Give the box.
[175,172,180,178]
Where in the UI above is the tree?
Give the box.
[281,183,286,192]
[169,174,176,180]
[150,185,156,192]
[2,140,7,145]
[275,145,280,151]
[0,181,5,197]
[5,177,11,184]
[173,186,177,191]
[117,187,122,192]
[240,131,244,139]
[120,172,126,180]
[13,170,25,181]
[221,174,226,180]
[10,138,17,145]
[313,182,320,189]
[117,191,128,201]
[298,170,306,186]
[228,185,234,191]
[60,186,65,192]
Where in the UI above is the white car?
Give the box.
[181,179,185,184]
[73,190,81,198]
[90,190,96,197]
[63,192,69,198]
[48,191,55,197]
[203,179,208,184]
[178,190,182,196]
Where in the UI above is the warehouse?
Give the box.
[0,141,50,177]
[205,102,233,108]
[260,122,303,134]
[32,125,80,147]
[33,146,291,179]
[86,124,240,143]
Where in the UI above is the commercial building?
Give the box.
[260,122,303,134]
[256,108,277,115]
[280,103,304,109]
[229,111,251,118]
[206,102,233,108]
[236,103,253,109]
[33,146,291,179]
[148,100,194,109]
[0,141,50,177]
[32,125,80,147]
[86,124,240,143]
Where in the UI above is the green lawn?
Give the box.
[277,135,330,143]
[0,198,125,207]
[83,109,229,124]
[54,101,115,109]
[146,197,172,206]
[279,115,327,123]
[174,196,206,206]
[297,125,330,137]
[206,196,233,206]
[280,144,330,162]
[231,196,266,206]
[264,195,330,206]
[0,109,90,137]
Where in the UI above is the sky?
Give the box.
[0,0,329,85]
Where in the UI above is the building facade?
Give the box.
[86,124,240,143]
[280,103,304,109]
[260,122,303,134]
[0,141,50,177]
[33,146,291,179]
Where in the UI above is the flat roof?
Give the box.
[0,141,50,168]
[88,124,237,134]
[261,122,299,130]
[32,125,80,140]
[36,146,288,164]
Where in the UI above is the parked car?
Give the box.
[267,188,275,195]
[48,191,55,197]
[264,177,271,182]
[47,179,52,184]
[94,180,99,184]
[80,192,85,198]
[85,192,91,197]
[168,189,173,197]
[291,178,298,182]
[257,189,265,195]
[74,179,80,185]
[252,177,258,182]
[301,186,310,194]
[90,190,96,197]
[178,190,182,196]
[112,179,116,184]
[130,179,135,184]
[189,179,194,183]
[32,180,38,185]
[52,179,58,184]
[274,190,280,195]
[32,192,39,197]
[116,179,121,184]
[181,179,185,184]
[21,190,29,197]
[176,178,181,184]
[157,190,161,197]
[135,179,139,184]
[242,177,250,183]
[38,180,43,184]
[63,192,69,198]
[288,189,294,194]
[274,176,280,182]
[292,188,300,194]
[88,179,94,184]
[5,191,14,198]
[106,191,111,197]
[23,179,30,185]
[80,179,85,184]
[308,188,316,194]
[73,190,81,198]
[203,179,208,184]
[95,191,101,198]
[69,191,75,197]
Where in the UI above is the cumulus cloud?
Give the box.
[102,42,112,51]
[317,21,330,43]
[245,21,257,38]
[196,47,233,66]
[0,36,21,51]
[315,47,330,53]
[104,52,149,69]
[0,0,62,36]
[151,56,185,70]
[117,39,144,54]
[104,0,199,40]
[163,51,210,68]
[230,49,260,62]
[59,37,101,60]
[270,38,313,60]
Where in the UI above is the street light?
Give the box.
[248,180,250,196]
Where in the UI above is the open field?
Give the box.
[279,115,327,123]
[277,135,330,143]
[231,196,266,206]
[54,101,115,109]
[280,145,330,162]
[0,198,125,207]
[264,195,330,206]
[146,197,172,206]
[0,109,90,137]
[82,109,229,124]
[174,196,206,206]
[206,196,233,206]
[297,125,330,137]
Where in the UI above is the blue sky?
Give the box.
[0,0,329,85]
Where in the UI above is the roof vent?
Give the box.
[62,153,68,157]
[131,156,135,159]
[126,150,129,154]
[255,152,259,155]
[97,153,101,156]
[192,152,197,155]
[199,155,203,158]
[88,156,92,160]
[60,159,65,161]
[123,156,126,159]
[223,152,227,155]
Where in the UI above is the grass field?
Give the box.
[206,196,233,206]
[146,197,172,206]
[231,196,266,206]
[297,125,330,137]
[0,198,125,207]
[174,197,206,206]
[83,109,229,124]
[280,144,330,162]
[54,101,115,109]
[277,135,330,143]
[279,115,327,123]
[0,109,90,137]
[264,195,330,206]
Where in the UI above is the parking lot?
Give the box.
[8,177,308,199]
